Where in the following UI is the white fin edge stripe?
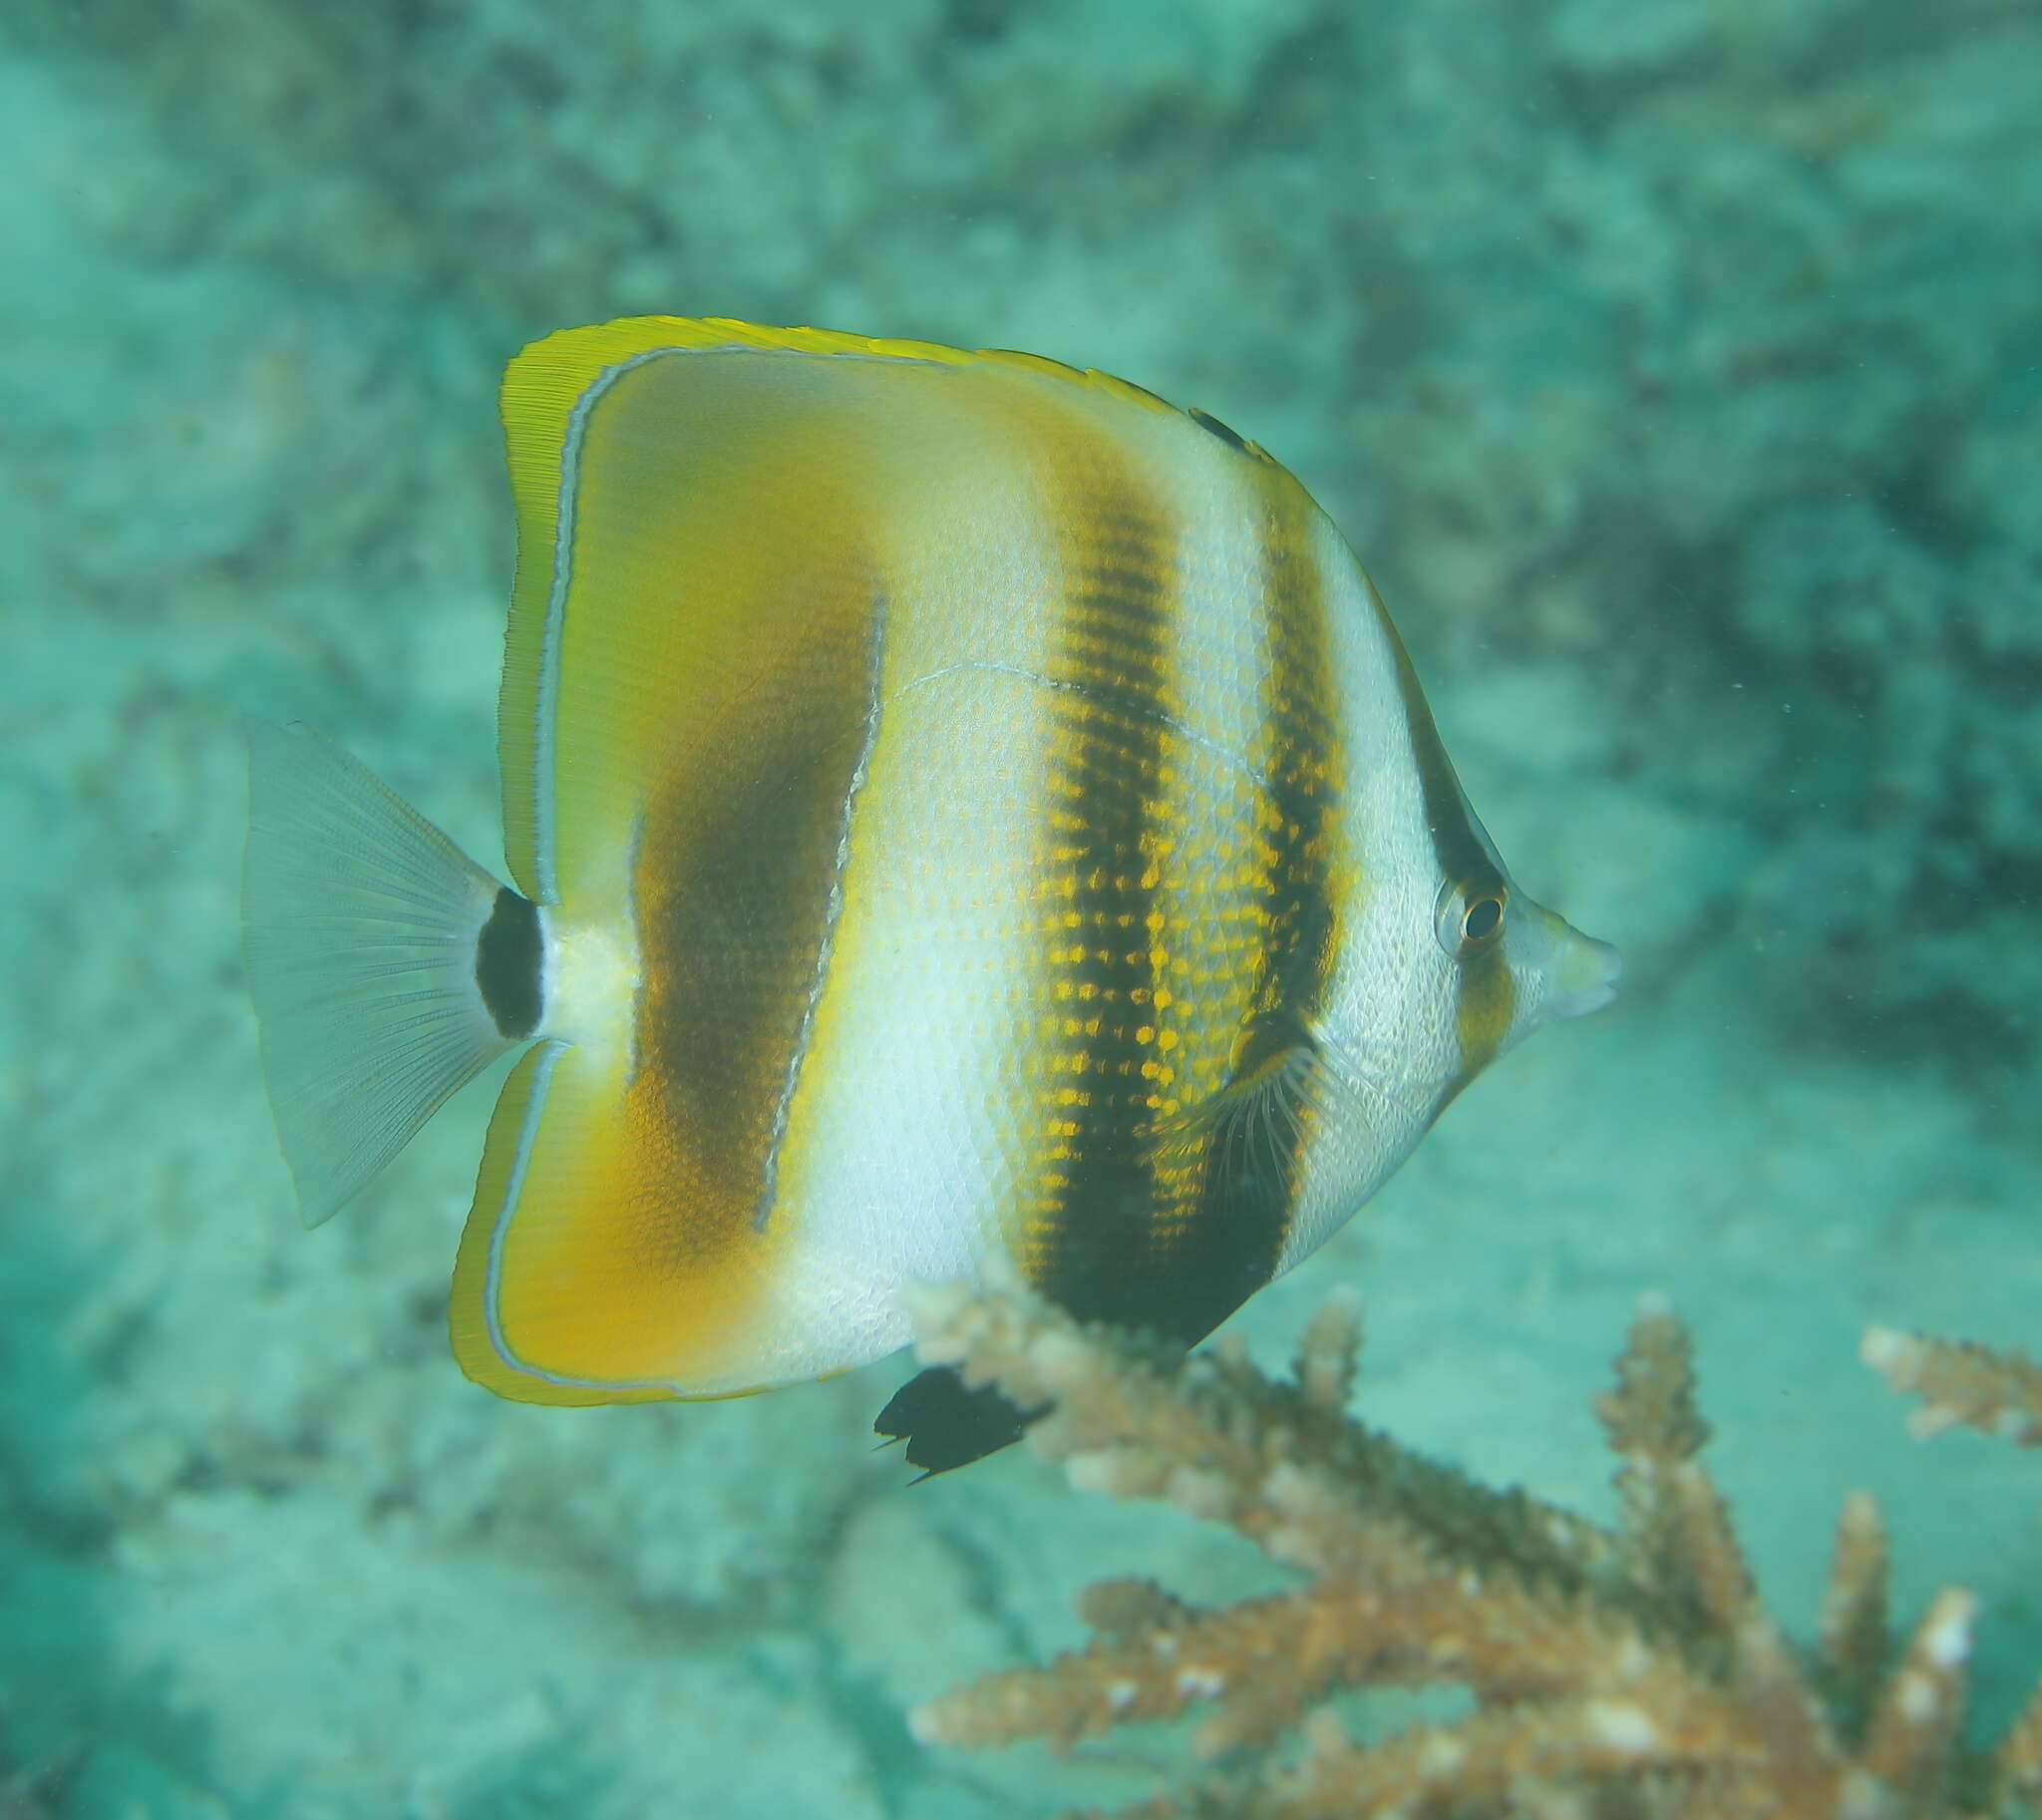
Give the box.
[535,346,689,905]
[480,1037,668,1395]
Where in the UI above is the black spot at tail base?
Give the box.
[873,1367,1048,1479]
[476,888,543,1039]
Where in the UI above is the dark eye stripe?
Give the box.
[1389,660,1502,900]
[1365,588,1517,1082]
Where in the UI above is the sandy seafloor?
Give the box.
[2,2,2038,1815]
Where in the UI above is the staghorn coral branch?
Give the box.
[1858,1588,1977,1804]
[1259,1684,1776,1820]
[1992,1678,2042,1814]
[906,1277,1626,1603]
[916,1558,1747,1763]
[1820,1489,1892,1743]
[1290,1289,1361,1417]
[1595,1293,1711,1466]
[1863,1328,2042,1448]
[1594,1296,1843,1804]
[1721,1611,1846,1816]
[910,1582,1326,1753]
[1596,1295,1759,1642]
[907,1278,2038,1818]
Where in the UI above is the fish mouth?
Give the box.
[1550,930,1621,1021]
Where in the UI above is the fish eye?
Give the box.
[1435,879,1508,958]
[1461,895,1504,944]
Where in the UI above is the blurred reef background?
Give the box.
[0,1,2037,1814]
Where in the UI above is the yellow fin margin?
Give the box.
[450,1045,661,1405]
[450,1040,790,1405]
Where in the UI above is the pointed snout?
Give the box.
[1550,926,1621,1020]
[1515,899,1621,1025]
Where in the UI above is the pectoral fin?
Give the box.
[874,1038,1334,1476]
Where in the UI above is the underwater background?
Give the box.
[2,0,2037,1814]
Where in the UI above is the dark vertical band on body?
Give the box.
[1027,483,1181,1329]
[631,563,885,1268]
[1163,499,1343,1339]
[1027,467,1346,1347]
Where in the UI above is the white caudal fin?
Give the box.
[242,720,526,1226]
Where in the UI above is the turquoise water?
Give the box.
[3,3,2037,1814]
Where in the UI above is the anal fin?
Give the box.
[873,1366,1047,1479]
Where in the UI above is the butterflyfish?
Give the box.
[243,316,1619,1473]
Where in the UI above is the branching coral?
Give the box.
[1863,1329,2042,1451]
[906,1279,2042,1818]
